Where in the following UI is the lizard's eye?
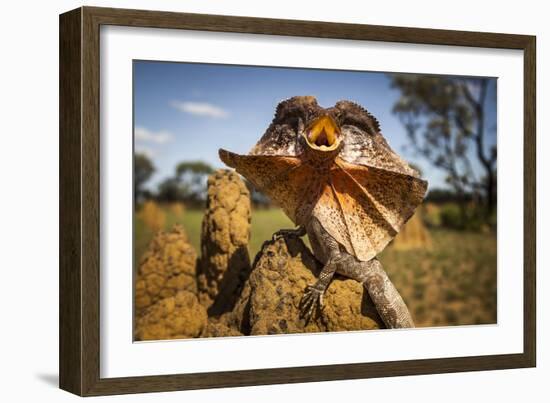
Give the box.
[304,115,341,151]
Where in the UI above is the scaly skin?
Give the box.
[222,96,424,328]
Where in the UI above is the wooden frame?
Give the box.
[59,6,536,396]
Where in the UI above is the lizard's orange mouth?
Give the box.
[304,115,341,151]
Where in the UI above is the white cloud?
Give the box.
[170,100,229,119]
[135,126,174,144]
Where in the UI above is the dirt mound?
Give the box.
[135,291,207,341]
[138,200,166,232]
[391,210,432,251]
[134,225,197,317]
[223,236,384,335]
[197,169,252,315]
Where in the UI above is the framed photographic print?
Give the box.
[59,6,536,396]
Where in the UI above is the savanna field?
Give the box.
[135,202,497,328]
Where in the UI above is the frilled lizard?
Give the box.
[219,96,427,328]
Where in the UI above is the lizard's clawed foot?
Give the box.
[299,285,324,323]
[272,226,304,241]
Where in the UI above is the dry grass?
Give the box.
[379,228,497,327]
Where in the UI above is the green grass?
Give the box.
[134,207,295,264]
[249,209,296,255]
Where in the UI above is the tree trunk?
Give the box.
[486,169,496,215]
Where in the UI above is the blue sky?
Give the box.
[134,61,497,191]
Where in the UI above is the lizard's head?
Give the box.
[245,96,419,178]
[302,114,343,152]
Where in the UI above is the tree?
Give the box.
[134,153,155,205]
[390,75,496,215]
[156,177,188,203]
[154,161,214,206]
[174,161,214,205]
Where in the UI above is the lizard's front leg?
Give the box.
[299,258,340,322]
[272,225,306,241]
[299,218,345,322]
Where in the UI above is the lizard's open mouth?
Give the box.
[304,115,341,151]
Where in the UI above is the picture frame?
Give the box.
[59,6,536,396]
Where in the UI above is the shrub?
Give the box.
[439,204,463,229]
[439,203,489,231]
